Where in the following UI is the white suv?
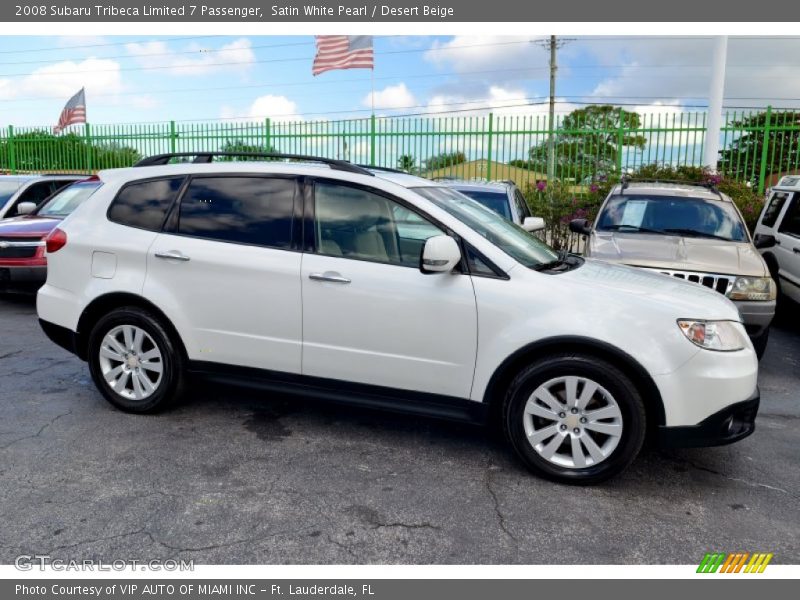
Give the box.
[754,175,800,305]
[37,153,760,484]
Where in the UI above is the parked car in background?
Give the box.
[438,179,544,232]
[37,152,760,484]
[570,179,776,358]
[0,174,86,220]
[0,178,100,292]
[754,175,800,305]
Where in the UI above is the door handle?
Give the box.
[155,250,191,262]
[309,271,351,284]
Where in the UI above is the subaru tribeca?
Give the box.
[37,153,760,484]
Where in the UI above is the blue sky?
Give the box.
[0,35,798,128]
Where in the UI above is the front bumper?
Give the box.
[657,388,759,448]
[734,299,775,338]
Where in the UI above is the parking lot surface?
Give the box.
[0,295,798,564]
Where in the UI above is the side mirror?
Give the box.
[421,235,461,273]
[753,233,777,249]
[16,202,37,216]
[522,216,545,232]
[569,218,592,235]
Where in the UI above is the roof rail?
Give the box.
[619,175,722,195]
[356,164,407,174]
[133,152,374,176]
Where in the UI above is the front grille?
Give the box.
[642,268,734,296]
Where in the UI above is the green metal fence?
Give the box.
[1,107,798,194]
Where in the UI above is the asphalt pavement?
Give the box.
[0,294,797,564]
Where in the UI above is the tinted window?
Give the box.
[109,177,185,231]
[761,191,791,228]
[315,182,443,267]
[453,189,512,220]
[514,189,532,219]
[778,195,800,237]
[177,176,295,248]
[7,181,59,217]
[596,194,748,242]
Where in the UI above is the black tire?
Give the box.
[502,354,646,485]
[751,328,770,361]
[87,306,185,413]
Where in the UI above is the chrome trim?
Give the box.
[0,240,45,248]
[641,267,735,296]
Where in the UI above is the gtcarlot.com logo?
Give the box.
[697,552,773,573]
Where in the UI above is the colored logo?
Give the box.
[697,552,773,573]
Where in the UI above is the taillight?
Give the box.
[45,228,68,253]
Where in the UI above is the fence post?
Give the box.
[758,105,773,194]
[7,125,16,174]
[169,120,177,153]
[84,122,92,172]
[486,112,494,181]
[369,113,376,166]
[616,107,625,174]
[265,118,271,151]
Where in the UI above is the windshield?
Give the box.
[36,181,101,217]
[451,188,512,220]
[412,186,558,268]
[0,180,23,206]
[596,194,748,242]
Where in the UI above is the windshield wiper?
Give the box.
[660,228,732,241]
[602,224,666,234]
[532,249,568,271]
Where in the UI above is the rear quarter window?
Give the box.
[761,191,791,228]
[107,177,185,232]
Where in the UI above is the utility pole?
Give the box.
[547,35,557,184]
[537,36,573,185]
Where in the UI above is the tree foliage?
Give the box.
[397,154,416,173]
[521,106,647,180]
[218,139,278,160]
[0,131,141,172]
[719,111,800,183]
[424,150,466,171]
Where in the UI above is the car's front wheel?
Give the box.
[502,354,646,484]
[87,306,184,413]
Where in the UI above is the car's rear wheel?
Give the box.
[88,307,184,413]
[502,354,646,484]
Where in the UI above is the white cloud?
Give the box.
[424,35,548,76]
[363,83,416,110]
[220,94,300,122]
[0,57,123,102]
[126,38,255,76]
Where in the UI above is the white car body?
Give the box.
[755,176,800,304]
[36,158,759,481]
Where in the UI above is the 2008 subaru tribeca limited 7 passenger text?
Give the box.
[37,153,760,484]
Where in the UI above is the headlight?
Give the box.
[677,320,749,351]
[728,276,777,301]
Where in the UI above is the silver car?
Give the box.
[0,174,86,220]
[439,179,544,231]
[570,180,776,358]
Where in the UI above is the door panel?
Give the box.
[775,193,800,300]
[145,236,302,372]
[301,180,478,399]
[301,254,478,398]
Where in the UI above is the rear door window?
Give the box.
[176,176,296,249]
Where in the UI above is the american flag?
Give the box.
[53,88,86,134]
[312,36,373,76]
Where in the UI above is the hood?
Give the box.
[589,232,767,276]
[0,215,61,237]
[560,258,741,321]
